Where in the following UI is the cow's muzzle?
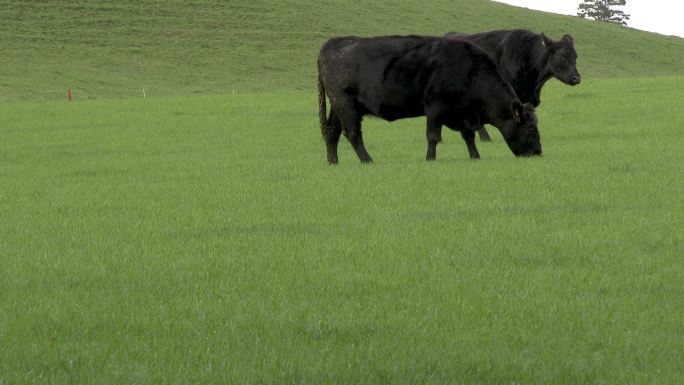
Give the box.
[568,75,581,85]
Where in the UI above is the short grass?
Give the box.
[1,76,682,384]
[2,0,684,102]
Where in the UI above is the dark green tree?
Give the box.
[577,0,630,26]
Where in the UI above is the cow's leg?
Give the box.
[348,127,373,164]
[324,109,343,164]
[426,116,442,161]
[477,126,492,142]
[337,102,373,163]
[461,130,480,159]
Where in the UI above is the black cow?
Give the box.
[317,35,541,164]
[445,29,581,141]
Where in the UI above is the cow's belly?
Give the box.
[377,103,423,121]
[442,108,482,131]
[359,90,424,121]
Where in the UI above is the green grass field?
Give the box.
[1,76,683,384]
[2,0,684,383]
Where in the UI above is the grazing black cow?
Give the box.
[445,29,581,141]
[317,35,541,164]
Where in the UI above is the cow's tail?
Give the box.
[318,65,328,140]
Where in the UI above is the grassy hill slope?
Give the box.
[1,0,684,101]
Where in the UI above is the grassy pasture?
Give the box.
[1,76,682,384]
[2,0,684,102]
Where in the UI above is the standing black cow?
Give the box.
[445,29,581,141]
[318,35,541,164]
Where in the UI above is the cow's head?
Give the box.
[501,100,542,157]
[542,33,581,86]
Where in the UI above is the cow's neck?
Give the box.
[539,69,553,84]
[509,50,536,104]
[513,67,543,106]
[525,52,554,106]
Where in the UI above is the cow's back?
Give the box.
[319,35,435,91]
[319,35,441,119]
[448,29,536,58]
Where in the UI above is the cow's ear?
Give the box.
[562,34,574,44]
[540,33,552,48]
[512,100,523,123]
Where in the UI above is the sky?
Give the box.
[493,0,684,38]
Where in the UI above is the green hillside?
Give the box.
[1,0,684,101]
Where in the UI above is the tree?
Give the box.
[577,0,630,27]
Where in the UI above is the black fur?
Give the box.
[446,29,581,140]
[317,35,541,164]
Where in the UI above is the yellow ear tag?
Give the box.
[541,39,546,47]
